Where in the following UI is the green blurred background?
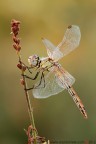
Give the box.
[0,0,96,143]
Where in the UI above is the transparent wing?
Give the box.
[32,71,64,98]
[42,25,81,61]
[42,38,63,61]
[54,65,75,88]
[57,25,81,57]
[32,66,75,98]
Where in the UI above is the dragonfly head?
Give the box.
[28,55,40,67]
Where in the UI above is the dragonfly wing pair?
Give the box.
[32,71,64,98]
[33,25,80,98]
[33,67,75,98]
[42,25,81,61]
[32,25,88,118]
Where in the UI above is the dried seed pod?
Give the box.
[11,19,20,36]
[20,78,25,85]
[17,63,22,69]
[13,43,18,50]
[22,65,26,71]
[17,45,21,52]
[13,36,20,44]
[17,63,26,71]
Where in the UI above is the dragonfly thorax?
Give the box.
[40,57,61,71]
[28,55,41,67]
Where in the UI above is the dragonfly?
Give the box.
[27,25,87,119]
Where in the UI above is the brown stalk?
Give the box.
[11,19,49,144]
[11,19,37,144]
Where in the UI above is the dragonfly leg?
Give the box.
[26,66,33,74]
[34,72,45,88]
[42,72,45,87]
[22,71,40,80]
[19,60,33,74]
[25,72,45,91]
[44,63,54,71]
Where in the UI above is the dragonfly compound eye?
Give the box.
[28,55,39,67]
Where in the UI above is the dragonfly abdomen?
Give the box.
[66,85,88,119]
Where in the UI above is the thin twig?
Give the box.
[11,19,49,144]
[11,19,37,143]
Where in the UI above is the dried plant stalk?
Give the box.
[11,19,48,144]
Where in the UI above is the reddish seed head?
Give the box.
[20,78,25,85]
[17,63,22,69]
[13,36,20,44]
[11,19,21,52]
[13,44,21,51]
[22,65,26,71]
[13,43,18,50]
[11,19,20,27]
[17,63,26,71]
[11,19,20,36]
[17,45,21,52]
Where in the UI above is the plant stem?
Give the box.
[18,54,37,143]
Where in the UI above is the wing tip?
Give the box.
[41,37,46,43]
[67,25,80,30]
[41,37,44,40]
[68,25,72,29]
